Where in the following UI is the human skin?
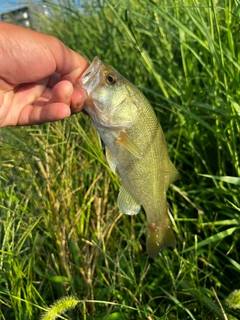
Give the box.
[0,22,89,127]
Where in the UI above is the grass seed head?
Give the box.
[225,290,240,310]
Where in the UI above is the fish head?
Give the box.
[80,57,139,129]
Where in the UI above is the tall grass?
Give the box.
[0,0,240,319]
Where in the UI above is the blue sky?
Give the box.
[0,0,82,15]
[0,0,41,14]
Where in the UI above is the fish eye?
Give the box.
[106,73,117,85]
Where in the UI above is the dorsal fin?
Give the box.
[169,161,180,183]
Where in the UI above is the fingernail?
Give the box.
[67,87,73,97]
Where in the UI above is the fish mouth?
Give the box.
[80,56,102,95]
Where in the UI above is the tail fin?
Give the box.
[146,222,176,258]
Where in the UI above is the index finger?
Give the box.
[0,22,89,84]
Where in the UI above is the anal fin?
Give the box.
[117,185,141,215]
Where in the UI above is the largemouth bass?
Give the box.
[80,57,179,257]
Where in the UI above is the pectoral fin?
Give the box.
[105,146,117,173]
[117,185,141,215]
[116,131,143,158]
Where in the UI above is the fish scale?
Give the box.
[80,57,180,257]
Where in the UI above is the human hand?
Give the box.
[0,22,89,127]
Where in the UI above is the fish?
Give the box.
[80,57,180,257]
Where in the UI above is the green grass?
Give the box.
[1,0,240,319]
